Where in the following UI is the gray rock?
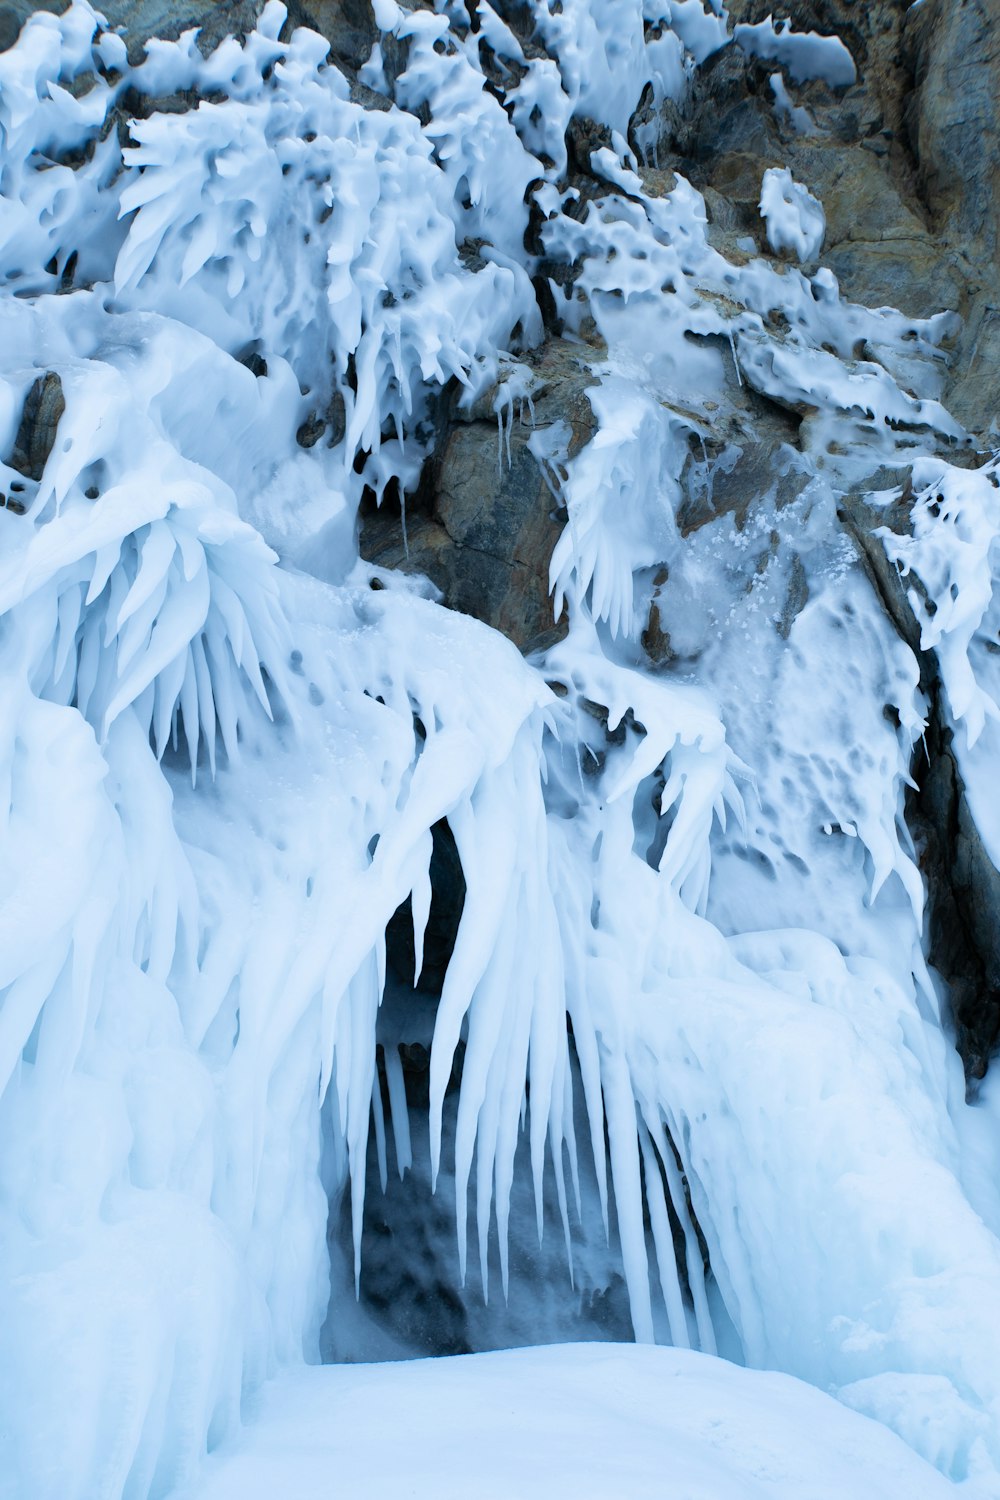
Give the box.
[10,373,65,486]
[0,0,377,70]
[300,0,377,72]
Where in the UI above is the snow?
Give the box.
[1,2,1000,1498]
[171,1345,957,1500]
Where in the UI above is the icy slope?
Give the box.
[1,2,999,1498]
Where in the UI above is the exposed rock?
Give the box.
[917,714,1000,1085]
[663,2,974,321]
[106,0,269,61]
[676,373,805,538]
[298,0,377,72]
[0,0,377,72]
[0,4,22,52]
[641,569,672,664]
[359,340,601,653]
[946,300,1000,442]
[9,372,65,486]
[904,0,999,264]
[385,819,466,996]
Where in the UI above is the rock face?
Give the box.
[904,0,1000,441]
[2,0,264,57]
[905,0,999,264]
[670,4,964,321]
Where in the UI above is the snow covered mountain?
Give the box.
[1,1,999,1495]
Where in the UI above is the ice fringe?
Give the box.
[1,3,1000,1499]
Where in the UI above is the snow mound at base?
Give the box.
[173,1343,956,1500]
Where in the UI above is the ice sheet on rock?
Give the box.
[114,19,538,496]
[769,73,817,135]
[878,454,1000,886]
[540,152,961,478]
[390,8,541,259]
[529,106,1000,1485]
[0,5,131,293]
[528,0,687,138]
[547,377,686,638]
[646,0,729,67]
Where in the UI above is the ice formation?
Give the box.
[1,2,999,1498]
[732,14,856,87]
[758,166,825,263]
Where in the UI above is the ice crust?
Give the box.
[0,3,999,1498]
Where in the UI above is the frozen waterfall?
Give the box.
[2,1,1000,1496]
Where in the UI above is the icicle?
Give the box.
[638,1115,691,1349]
[651,1111,717,1356]
[371,1061,388,1193]
[604,1054,655,1343]
[562,1045,582,1222]
[452,879,519,1285]
[383,1043,412,1178]
[409,830,433,986]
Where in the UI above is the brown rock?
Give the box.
[359,340,601,653]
